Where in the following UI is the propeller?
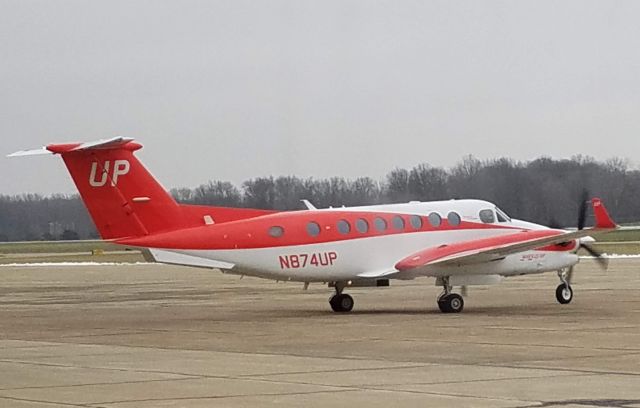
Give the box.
[580,240,609,270]
[566,190,609,284]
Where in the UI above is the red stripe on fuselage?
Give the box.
[118,210,520,250]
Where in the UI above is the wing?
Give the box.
[395,198,617,273]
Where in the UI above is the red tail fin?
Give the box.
[10,137,278,239]
[49,138,182,239]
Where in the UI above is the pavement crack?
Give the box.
[88,389,360,405]
[0,376,198,391]
[0,395,93,407]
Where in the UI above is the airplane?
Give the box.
[9,137,618,313]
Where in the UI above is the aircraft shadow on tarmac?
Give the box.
[218,302,619,319]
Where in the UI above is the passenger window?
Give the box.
[479,209,495,223]
[447,212,461,227]
[496,212,507,222]
[268,226,284,237]
[355,218,369,233]
[374,217,387,232]
[307,222,321,237]
[392,215,405,230]
[409,215,422,229]
[337,220,351,234]
[428,212,442,227]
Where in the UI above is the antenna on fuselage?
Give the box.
[301,199,317,210]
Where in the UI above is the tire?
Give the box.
[437,295,451,313]
[555,284,573,304]
[438,294,464,313]
[329,294,354,312]
[448,294,464,313]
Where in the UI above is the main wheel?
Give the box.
[437,293,464,313]
[329,294,354,312]
[555,284,573,304]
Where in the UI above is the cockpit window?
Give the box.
[496,207,511,223]
[479,209,495,224]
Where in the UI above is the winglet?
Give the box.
[592,198,617,229]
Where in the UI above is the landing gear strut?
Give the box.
[437,277,464,313]
[556,269,573,304]
[329,282,354,313]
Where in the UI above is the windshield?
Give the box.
[495,207,511,222]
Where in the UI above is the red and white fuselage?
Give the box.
[121,199,578,283]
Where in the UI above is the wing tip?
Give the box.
[592,198,617,229]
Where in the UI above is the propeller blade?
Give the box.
[577,189,589,230]
[582,243,609,270]
[582,242,602,257]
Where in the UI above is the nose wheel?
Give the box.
[555,283,573,304]
[555,269,573,304]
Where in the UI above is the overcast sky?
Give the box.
[2,0,640,195]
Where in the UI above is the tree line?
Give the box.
[1,155,639,241]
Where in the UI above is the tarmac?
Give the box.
[1,259,640,407]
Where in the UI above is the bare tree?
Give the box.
[3,155,640,241]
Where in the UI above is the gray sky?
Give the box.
[2,0,640,195]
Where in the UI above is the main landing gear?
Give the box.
[555,269,573,304]
[329,282,354,313]
[437,277,464,313]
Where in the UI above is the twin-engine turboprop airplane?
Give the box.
[9,137,619,313]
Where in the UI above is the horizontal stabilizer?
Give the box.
[148,249,235,270]
[8,136,136,158]
[71,137,135,151]
[7,147,52,157]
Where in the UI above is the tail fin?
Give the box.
[9,137,278,240]
[47,137,182,239]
